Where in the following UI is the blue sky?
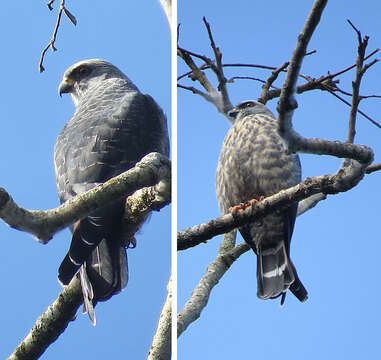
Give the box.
[1,1,381,360]
[178,1,381,360]
[0,1,170,359]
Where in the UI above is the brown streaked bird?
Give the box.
[55,59,169,324]
[216,100,307,304]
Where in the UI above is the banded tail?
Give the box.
[257,241,308,303]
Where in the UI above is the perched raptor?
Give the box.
[55,59,169,324]
[216,100,307,304]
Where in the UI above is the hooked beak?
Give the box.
[228,107,239,119]
[58,77,74,97]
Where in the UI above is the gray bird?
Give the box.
[55,59,169,324]
[216,100,307,303]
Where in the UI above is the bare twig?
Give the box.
[258,61,289,104]
[177,48,217,95]
[324,88,381,129]
[8,277,83,360]
[202,17,232,113]
[178,20,235,116]
[226,76,267,84]
[347,20,369,143]
[179,48,381,129]
[0,153,171,243]
[179,48,378,83]
[39,0,77,72]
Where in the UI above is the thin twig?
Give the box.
[347,20,368,143]
[202,17,232,113]
[324,87,381,129]
[39,0,77,72]
[226,76,267,84]
[258,61,289,104]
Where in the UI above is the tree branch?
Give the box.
[0,152,171,243]
[7,153,171,359]
[365,162,381,174]
[178,157,368,251]
[202,17,233,114]
[178,19,233,118]
[258,61,289,104]
[147,277,172,360]
[177,243,249,336]
[7,277,83,360]
[39,0,77,72]
[277,0,328,134]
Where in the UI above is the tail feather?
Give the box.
[78,239,128,325]
[257,241,294,300]
[79,265,96,325]
[289,261,308,302]
[58,218,105,285]
[58,201,129,324]
[86,238,128,301]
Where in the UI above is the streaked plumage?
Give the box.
[55,59,169,324]
[216,100,307,303]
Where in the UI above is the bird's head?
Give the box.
[58,59,138,106]
[228,100,274,120]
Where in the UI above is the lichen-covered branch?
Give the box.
[177,243,249,336]
[0,152,171,243]
[147,277,172,360]
[6,153,171,360]
[7,277,83,360]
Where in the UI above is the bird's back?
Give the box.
[55,85,169,203]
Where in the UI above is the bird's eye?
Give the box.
[240,101,255,108]
[78,66,90,77]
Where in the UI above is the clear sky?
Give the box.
[0,1,170,359]
[178,1,381,360]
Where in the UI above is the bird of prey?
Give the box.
[216,100,307,304]
[55,59,169,324]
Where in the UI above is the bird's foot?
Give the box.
[127,236,137,249]
[229,197,263,213]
